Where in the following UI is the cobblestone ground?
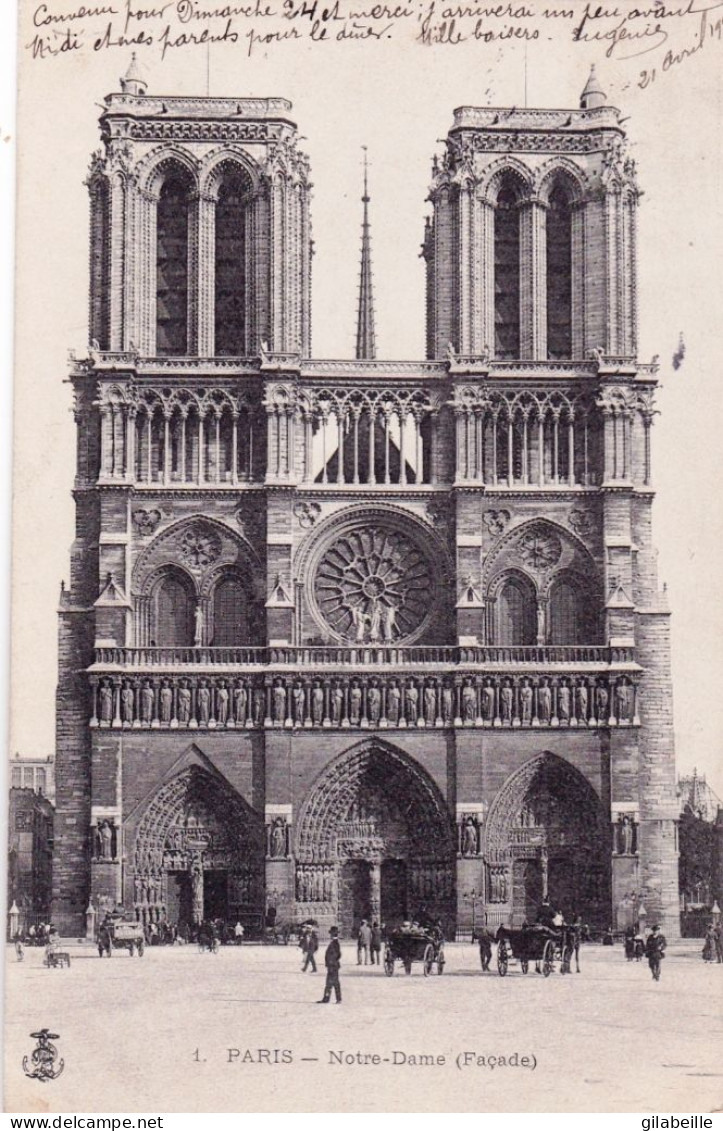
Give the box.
[4,940,722,1113]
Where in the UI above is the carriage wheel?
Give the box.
[423,944,434,976]
[138,940,145,957]
[561,945,572,975]
[542,940,554,977]
[436,951,445,975]
[404,958,412,975]
[383,948,394,977]
[520,958,529,975]
[497,941,508,976]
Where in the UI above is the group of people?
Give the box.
[702,922,723,963]
[355,920,383,965]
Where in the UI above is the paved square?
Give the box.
[4,940,721,1112]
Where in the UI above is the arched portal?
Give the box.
[131,766,264,929]
[295,742,456,937]
[484,752,610,929]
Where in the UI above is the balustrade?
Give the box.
[89,672,640,731]
[93,643,627,667]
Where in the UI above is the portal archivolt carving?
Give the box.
[484,752,607,865]
[296,741,455,866]
[132,766,264,921]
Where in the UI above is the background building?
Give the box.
[9,753,55,802]
[678,769,723,936]
[53,63,679,939]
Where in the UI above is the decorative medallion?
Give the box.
[294,501,321,529]
[483,509,511,537]
[569,508,594,539]
[313,525,434,644]
[132,508,162,536]
[178,526,222,570]
[518,525,562,570]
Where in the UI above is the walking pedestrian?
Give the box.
[370,921,382,965]
[318,926,342,1003]
[357,919,371,965]
[703,923,715,963]
[714,923,723,964]
[645,923,666,981]
[477,926,493,971]
[302,926,318,972]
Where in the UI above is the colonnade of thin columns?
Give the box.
[454,404,594,486]
[99,403,255,484]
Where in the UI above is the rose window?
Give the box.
[518,526,562,570]
[179,526,222,569]
[313,526,433,643]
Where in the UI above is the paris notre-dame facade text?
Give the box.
[53,61,680,939]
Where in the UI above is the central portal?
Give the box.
[295,741,456,937]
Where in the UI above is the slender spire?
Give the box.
[355,148,376,361]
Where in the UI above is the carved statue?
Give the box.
[405,683,419,724]
[462,680,476,723]
[558,682,571,722]
[194,605,204,647]
[121,683,134,725]
[331,684,344,725]
[99,681,113,723]
[350,684,362,725]
[596,684,609,720]
[442,685,454,723]
[520,680,533,725]
[352,605,366,643]
[234,683,247,726]
[387,682,400,725]
[253,688,265,725]
[311,682,324,726]
[197,682,211,725]
[462,817,478,857]
[141,681,154,724]
[190,857,204,924]
[178,683,191,724]
[270,818,286,859]
[424,684,436,724]
[536,604,546,644]
[273,682,286,723]
[501,681,513,723]
[538,680,552,724]
[216,683,229,726]
[367,685,381,726]
[159,681,172,724]
[100,820,114,860]
[483,679,495,721]
[368,600,382,643]
[382,603,397,642]
[577,682,589,722]
[293,684,305,725]
[619,815,634,855]
[616,681,631,722]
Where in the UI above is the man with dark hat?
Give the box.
[318,926,342,1003]
[645,923,666,981]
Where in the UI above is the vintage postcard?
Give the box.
[4,0,723,1115]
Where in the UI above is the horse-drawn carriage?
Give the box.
[495,923,578,976]
[384,926,446,976]
[97,916,145,958]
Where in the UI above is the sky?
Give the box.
[7,3,723,799]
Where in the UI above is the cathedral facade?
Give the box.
[53,63,680,939]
